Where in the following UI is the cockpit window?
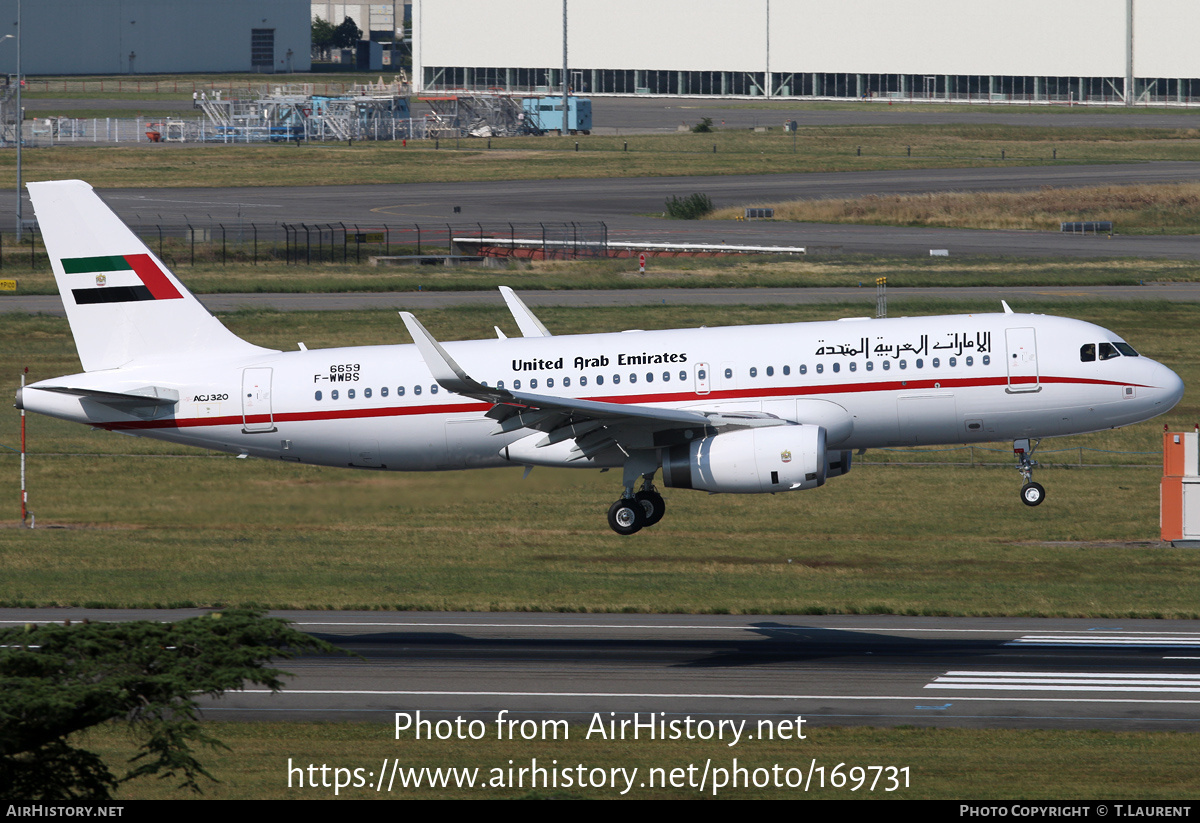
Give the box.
[1080,344,1095,362]
[1114,342,1139,357]
[1098,343,1120,361]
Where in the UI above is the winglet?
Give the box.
[499,286,552,338]
[1001,300,1014,314]
[400,312,510,402]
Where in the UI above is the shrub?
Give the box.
[665,193,714,220]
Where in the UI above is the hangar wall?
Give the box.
[413,0,1200,105]
[0,0,311,76]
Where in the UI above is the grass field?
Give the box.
[711,182,1200,235]
[76,721,1200,800]
[4,123,1200,190]
[1,300,1195,615]
[2,254,1199,295]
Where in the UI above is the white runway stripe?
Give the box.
[1007,634,1200,647]
[927,670,1200,693]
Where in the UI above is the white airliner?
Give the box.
[17,180,1185,534]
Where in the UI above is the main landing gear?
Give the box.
[607,453,666,535]
[1013,438,1045,507]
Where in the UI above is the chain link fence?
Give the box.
[0,221,610,269]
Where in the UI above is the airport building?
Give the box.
[412,0,1200,105]
[0,0,311,75]
[310,2,407,39]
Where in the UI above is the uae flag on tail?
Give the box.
[64,254,183,304]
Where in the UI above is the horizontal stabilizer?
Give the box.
[36,385,179,420]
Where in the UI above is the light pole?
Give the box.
[14,0,20,238]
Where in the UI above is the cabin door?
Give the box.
[1005,328,1040,392]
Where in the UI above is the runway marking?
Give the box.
[228,688,1200,706]
[1006,634,1200,648]
[927,671,1200,693]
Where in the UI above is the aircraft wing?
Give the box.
[401,312,783,459]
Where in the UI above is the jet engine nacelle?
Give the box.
[826,448,852,479]
[661,424,826,494]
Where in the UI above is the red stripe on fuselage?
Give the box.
[94,374,1147,433]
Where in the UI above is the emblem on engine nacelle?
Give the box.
[780,449,792,463]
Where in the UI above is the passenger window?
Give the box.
[348,388,356,399]
[596,375,604,385]
[949,357,956,367]
[882,361,890,371]
[816,363,824,374]
[932,358,939,368]
[698,369,706,380]
[1099,343,1120,361]
[496,381,504,390]
[579,376,587,386]
[783,365,790,376]
[381,387,389,397]
[530,378,538,389]
[398,386,405,396]
[915,359,923,369]
[982,355,990,366]
[724,368,733,379]
[547,378,554,388]
[563,376,571,387]
[613,374,621,384]
[679,371,686,381]
[849,362,857,372]
[629,374,637,383]
[866,361,873,372]
[431,384,438,394]
[832,362,840,373]
[414,385,422,395]
[664,372,671,382]
[315,390,322,401]
[332,389,339,400]
[800,365,807,375]
[899,360,907,370]
[750,367,758,378]
[645,373,653,382]
[365,388,372,398]
[514,380,521,390]
[1080,343,1096,362]
[766,366,774,377]
[966,356,973,367]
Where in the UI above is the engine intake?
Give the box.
[662,424,826,494]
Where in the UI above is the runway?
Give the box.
[4,609,1200,732]
[57,162,1198,260]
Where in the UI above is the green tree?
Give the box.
[332,16,364,49]
[311,16,336,61]
[0,610,337,800]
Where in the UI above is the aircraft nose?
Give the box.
[1153,362,1185,412]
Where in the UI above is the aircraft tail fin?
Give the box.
[27,180,274,372]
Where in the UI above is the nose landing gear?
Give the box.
[1014,438,1045,506]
